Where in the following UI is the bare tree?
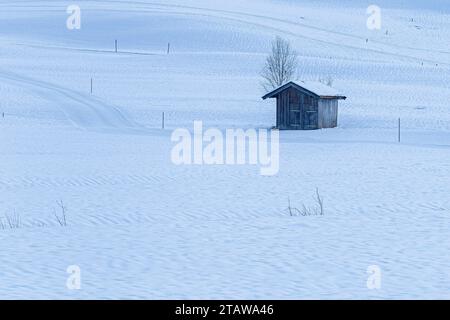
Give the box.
[261,36,299,91]
[319,76,334,87]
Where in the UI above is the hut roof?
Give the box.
[262,81,347,100]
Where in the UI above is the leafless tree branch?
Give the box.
[261,37,299,91]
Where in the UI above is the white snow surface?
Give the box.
[1,0,450,299]
[295,81,345,97]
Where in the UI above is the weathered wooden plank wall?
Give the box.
[318,99,338,128]
[275,88,339,130]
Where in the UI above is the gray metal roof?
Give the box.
[262,81,347,100]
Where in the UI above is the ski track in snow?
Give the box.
[2,0,449,65]
[0,70,138,130]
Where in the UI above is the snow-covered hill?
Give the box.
[0,0,449,299]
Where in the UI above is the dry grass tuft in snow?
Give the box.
[1,211,22,229]
[288,188,324,217]
[54,200,68,227]
[1,201,69,231]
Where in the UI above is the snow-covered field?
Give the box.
[1,0,450,299]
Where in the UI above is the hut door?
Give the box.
[289,91,301,127]
[290,105,301,127]
[302,96,318,130]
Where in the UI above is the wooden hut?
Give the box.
[262,81,346,130]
